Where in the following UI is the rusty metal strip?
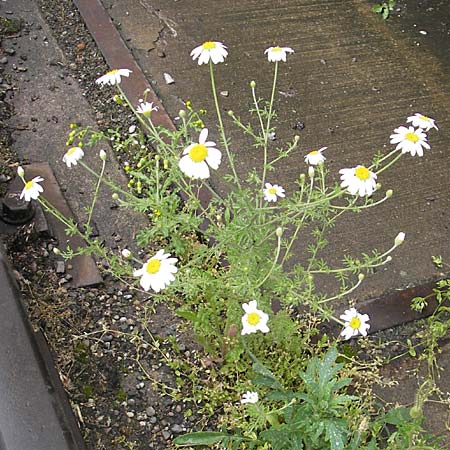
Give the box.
[349,279,440,334]
[72,0,175,132]
[23,163,103,288]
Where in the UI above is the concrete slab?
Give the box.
[0,246,84,450]
[99,0,450,304]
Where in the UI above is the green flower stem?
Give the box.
[260,61,279,203]
[329,192,391,211]
[38,197,75,230]
[117,86,172,157]
[375,151,403,175]
[86,157,106,230]
[318,276,364,304]
[209,61,240,188]
[269,137,299,166]
[310,256,392,275]
[319,164,326,193]
[251,84,266,141]
[79,161,133,200]
[155,156,160,201]
[229,110,260,140]
[264,189,344,228]
[369,148,399,170]
[254,230,282,289]
[280,174,314,266]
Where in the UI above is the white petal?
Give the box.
[199,128,209,144]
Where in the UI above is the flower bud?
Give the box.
[375,182,381,191]
[121,249,132,259]
[299,173,306,184]
[250,80,256,88]
[385,255,392,262]
[163,159,169,170]
[17,166,25,178]
[386,189,393,198]
[113,94,122,105]
[112,193,119,200]
[53,248,61,255]
[308,166,315,178]
[99,150,107,160]
[394,232,405,246]
[275,227,283,237]
[227,110,234,117]
[358,273,365,281]
[69,123,78,129]
[178,109,186,118]
[294,135,300,143]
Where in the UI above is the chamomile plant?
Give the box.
[19,38,444,449]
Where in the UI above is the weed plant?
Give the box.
[15,42,446,449]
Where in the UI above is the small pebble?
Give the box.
[55,261,65,274]
[163,72,175,84]
[0,57,8,64]
[419,30,427,35]
[162,430,171,440]
[126,411,135,418]
[171,424,183,433]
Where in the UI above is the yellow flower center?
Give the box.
[25,181,34,190]
[67,147,78,156]
[268,187,277,195]
[405,132,419,143]
[146,259,161,274]
[355,166,370,180]
[247,312,261,326]
[272,46,282,52]
[309,150,318,155]
[107,69,118,75]
[349,317,361,330]
[419,115,430,122]
[202,41,216,50]
[189,144,208,162]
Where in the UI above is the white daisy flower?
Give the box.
[389,126,430,157]
[121,249,132,259]
[406,113,438,131]
[263,183,285,202]
[264,46,294,62]
[95,69,132,86]
[178,128,222,179]
[20,176,44,202]
[136,101,158,117]
[241,300,269,335]
[339,165,377,197]
[304,147,327,166]
[190,41,228,65]
[133,249,178,293]
[340,308,370,340]
[241,391,259,404]
[63,146,84,168]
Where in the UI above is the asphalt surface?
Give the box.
[101,0,450,303]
